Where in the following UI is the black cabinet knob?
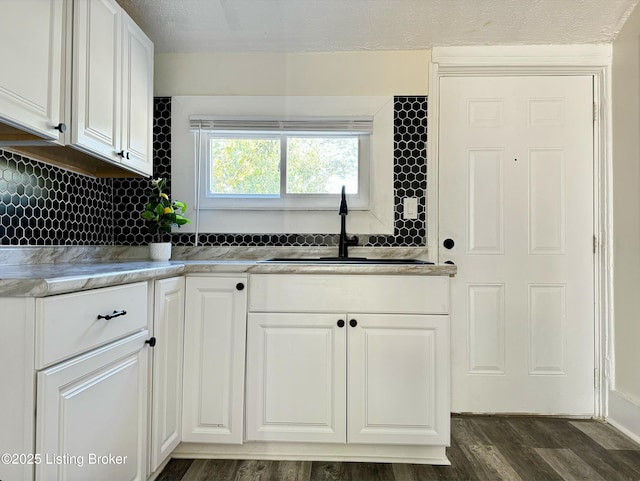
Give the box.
[54,122,67,133]
[126,151,130,159]
[443,238,455,249]
[337,319,345,328]
[349,319,358,327]
[145,337,157,347]
[444,260,455,265]
[236,282,245,291]
[117,150,125,157]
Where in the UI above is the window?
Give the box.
[192,117,372,209]
[172,96,394,234]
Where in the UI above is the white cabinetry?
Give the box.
[0,282,151,481]
[246,274,450,447]
[0,0,65,141]
[246,313,347,443]
[36,331,149,481]
[0,0,153,177]
[182,276,247,444]
[73,0,153,175]
[150,277,185,473]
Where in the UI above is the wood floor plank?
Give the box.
[310,461,351,481]
[392,462,466,481]
[445,439,482,481]
[156,416,640,481]
[346,462,396,481]
[569,420,640,450]
[469,416,564,480]
[155,458,194,481]
[459,444,524,481]
[451,415,492,446]
[534,418,639,481]
[234,460,274,481]
[181,459,239,481]
[505,417,564,448]
[535,448,609,481]
[275,461,312,481]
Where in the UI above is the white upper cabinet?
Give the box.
[0,0,153,177]
[72,0,121,163]
[0,0,65,141]
[120,13,154,174]
[73,0,153,176]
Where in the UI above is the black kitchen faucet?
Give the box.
[338,185,358,258]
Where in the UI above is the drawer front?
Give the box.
[248,274,449,314]
[36,282,148,368]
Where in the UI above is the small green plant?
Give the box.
[141,178,191,242]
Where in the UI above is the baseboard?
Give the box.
[607,390,640,444]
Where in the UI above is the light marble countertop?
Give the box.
[0,259,457,297]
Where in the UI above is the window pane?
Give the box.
[286,137,359,194]
[209,137,280,195]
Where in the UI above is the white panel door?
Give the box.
[0,0,64,140]
[245,312,347,443]
[36,331,148,481]
[439,76,594,414]
[348,314,449,445]
[150,277,184,473]
[182,277,247,444]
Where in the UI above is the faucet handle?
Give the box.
[348,235,359,246]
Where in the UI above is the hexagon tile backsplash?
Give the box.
[0,96,427,247]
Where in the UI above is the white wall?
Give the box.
[154,50,430,96]
[610,2,640,442]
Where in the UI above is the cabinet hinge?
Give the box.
[594,368,599,389]
[593,102,598,122]
[593,235,597,254]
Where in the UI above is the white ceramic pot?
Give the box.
[149,242,172,261]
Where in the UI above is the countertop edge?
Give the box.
[0,261,457,297]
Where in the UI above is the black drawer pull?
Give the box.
[236,282,245,291]
[145,337,157,347]
[349,319,358,327]
[337,319,345,328]
[97,310,127,320]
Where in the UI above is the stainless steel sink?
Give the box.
[260,257,434,265]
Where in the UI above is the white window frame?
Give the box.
[172,96,394,235]
[199,130,371,210]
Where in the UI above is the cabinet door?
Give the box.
[120,11,153,175]
[72,0,121,162]
[0,0,64,140]
[348,314,450,445]
[150,277,184,473]
[246,313,347,443]
[182,277,247,444]
[36,331,149,481]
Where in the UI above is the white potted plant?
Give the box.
[140,177,191,261]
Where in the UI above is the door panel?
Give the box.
[245,312,347,443]
[348,314,449,445]
[439,75,594,414]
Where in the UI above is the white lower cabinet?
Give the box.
[245,274,451,450]
[182,276,248,444]
[149,277,185,473]
[348,314,449,445]
[246,312,448,446]
[36,331,149,481]
[246,313,347,443]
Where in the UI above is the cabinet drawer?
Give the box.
[248,275,449,314]
[36,282,148,368]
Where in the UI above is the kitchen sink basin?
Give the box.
[260,257,434,265]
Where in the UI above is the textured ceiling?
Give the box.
[117,0,639,54]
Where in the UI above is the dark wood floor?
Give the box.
[156,416,640,481]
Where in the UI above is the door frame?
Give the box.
[427,45,613,419]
